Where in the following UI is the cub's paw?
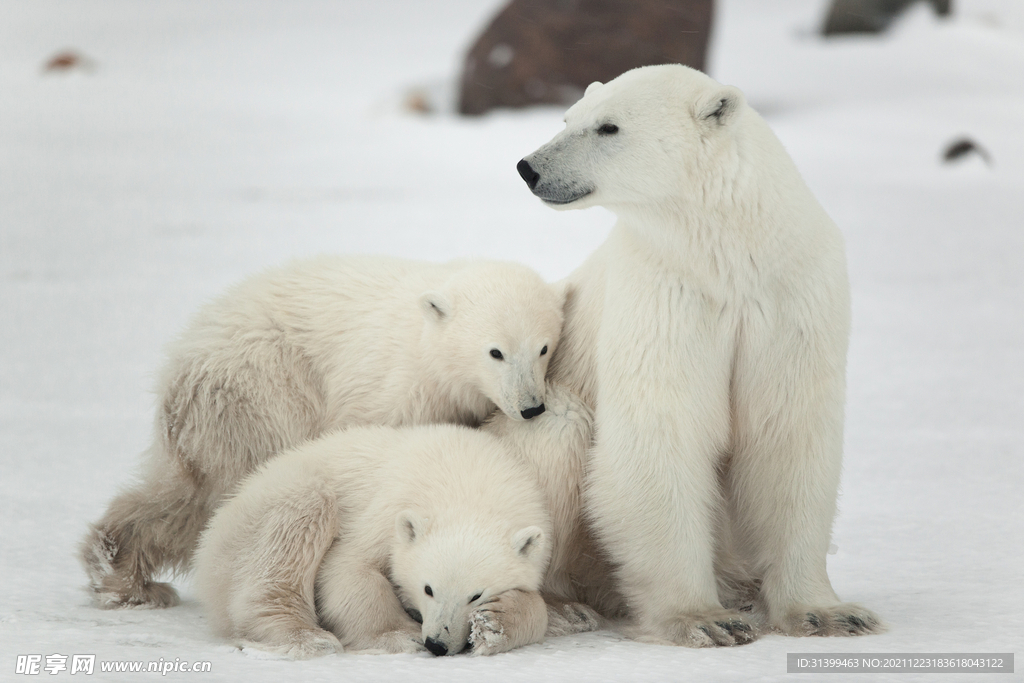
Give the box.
[95,581,180,610]
[779,603,885,637]
[349,627,425,655]
[469,590,548,655]
[469,605,507,656]
[81,532,180,609]
[540,385,591,421]
[630,610,757,648]
[281,628,342,659]
[545,601,602,637]
[241,628,341,659]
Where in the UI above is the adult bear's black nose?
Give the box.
[517,159,540,189]
[521,403,545,420]
[424,637,448,656]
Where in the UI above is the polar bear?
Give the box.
[194,424,551,657]
[81,255,565,609]
[480,384,621,628]
[516,64,883,646]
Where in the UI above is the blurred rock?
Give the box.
[822,0,951,36]
[403,89,434,114]
[458,0,713,116]
[942,137,991,166]
[43,50,96,73]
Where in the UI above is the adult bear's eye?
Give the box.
[597,123,619,135]
[469,592,483,603]
[540,345,548,356]
[490,349,504,360]
[424,585,433,597]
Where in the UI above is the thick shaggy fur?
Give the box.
[482,385,622,629]
[194,386,610,657]
[518,65,884,646]
[194,424,551,657]
[80,256,564,608]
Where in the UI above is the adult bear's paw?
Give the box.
[778,603,885,637]
[630,610,758,648]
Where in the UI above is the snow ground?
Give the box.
[1,1,1021,681]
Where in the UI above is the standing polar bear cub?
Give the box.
[195,424,552,658]
[518,64,883,646]
[81,255,564,609]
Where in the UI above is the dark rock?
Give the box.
[822,0,951,36]
[942,137,991,165]
[457,0,714,116]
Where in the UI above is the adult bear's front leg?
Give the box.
[585,276,756,647]
[586,416,756,647]
[727,295,884,637]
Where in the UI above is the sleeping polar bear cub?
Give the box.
[195,424,552,657]
[517,64,883,646]
[81,255,564,610]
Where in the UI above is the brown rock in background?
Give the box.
[821,0,951,36]
[43,50,96,73]
[458,0,714,116]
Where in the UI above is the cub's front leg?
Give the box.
[469,589,548,656]
[195,472,342,659]
[316,544,424,655]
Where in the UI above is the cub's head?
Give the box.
[419,262,565,421]
[517,64,747,214]
[391,511,548,656]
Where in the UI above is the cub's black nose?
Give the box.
[424,637,448,656]
[521,404,546,420]
[517,159,540,189]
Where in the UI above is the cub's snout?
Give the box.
[520,403,545,420]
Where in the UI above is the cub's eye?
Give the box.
[540,345,548,356]
[469,592,483,603]
[490,349,504,360]
[424,585,433,597]
[597,123,619,135]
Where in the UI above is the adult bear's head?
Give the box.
[517,64,748,215]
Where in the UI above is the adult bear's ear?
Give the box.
[694,85,744,127]
[396,510,428,543]
[511,526,545,560]
[419,290,452,322]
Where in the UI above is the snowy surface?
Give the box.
[1,1,1022,681]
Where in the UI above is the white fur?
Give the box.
[482,385,620,621]
[194,424,551,657]
[520,64,883,645]
[80,255,564,609]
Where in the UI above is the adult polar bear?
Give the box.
[517,65,883,646]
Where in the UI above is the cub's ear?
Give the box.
[555,279,574,313]
[694,85,744,127]
[511,525,545,559]
[419,291,452,322]
[584,81,603,97]
[396,510,428,543]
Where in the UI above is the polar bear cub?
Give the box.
[81,255,564,610]
[518,64,883,646]
[194,424,551,657]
